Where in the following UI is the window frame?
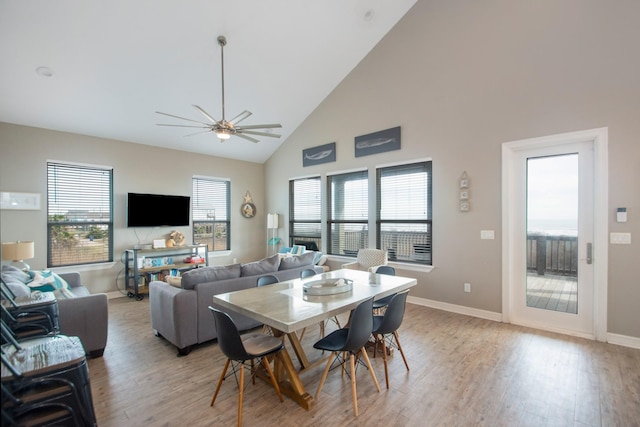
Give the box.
[46,161,114,267]
[326,169,369,257]
[192,176,231,253]
[376,161,432,265]
[289,176,322,250]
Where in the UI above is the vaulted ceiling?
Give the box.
[0,0,417,163]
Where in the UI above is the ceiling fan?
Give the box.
[156,35,282,143]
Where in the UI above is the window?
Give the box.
[327,170,368,256]
[47,162,113,267]
[192,177,230,252]
[376,161,432,264]
[289,177,321,249]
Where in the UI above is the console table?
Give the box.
[124,244,208,300]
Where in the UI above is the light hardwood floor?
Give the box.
[87,297,640,426]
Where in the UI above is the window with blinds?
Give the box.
[192,177,230,252]
[327,170,368,256]
[289,177,321,249]
[47,162,113,267]
[376,161,432,264]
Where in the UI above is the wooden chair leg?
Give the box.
[394,331,410,371]
[237,363,244,427]
[360,346,381,393]
[350,353,358,416]
[211,358,230,406]
[379,334,390,389]
[315,352,334,400]
[261,355,284,402]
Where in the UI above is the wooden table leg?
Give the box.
[272,348,315,410]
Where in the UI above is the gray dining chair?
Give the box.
[209,307,284,427]
[372,290,410,389]
[313,297,380,416]
[256,275,279,335]
[372,265,396,314]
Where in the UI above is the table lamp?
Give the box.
[2,240,35,270]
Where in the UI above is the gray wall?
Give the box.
[265,0,640,338]
[0,123,266,294]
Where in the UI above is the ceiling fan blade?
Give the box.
[156,111,211,126]
[234,133,260,143]
[193,105,219,124]
[238,129,282,138]
[237,123,282,130]
[157,124,211,129]
[229,110,252,125]
[184,129,214,137]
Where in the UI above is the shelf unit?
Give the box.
[124,244,208,300]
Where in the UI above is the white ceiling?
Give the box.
[0,0,417,163]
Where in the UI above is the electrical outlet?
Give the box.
[464,283,471,293]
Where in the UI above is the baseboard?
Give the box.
[607,333,640,349]
[407,295,640,349]
[407,295,503,322]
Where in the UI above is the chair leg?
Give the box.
[379,334,390,389]
[211,358,230,406]
[350,353,358,416]
[315,352,334,400]
[360,346,381,394]
[260,356,283,402]
[237,362,244,427]
[394,331,410,371]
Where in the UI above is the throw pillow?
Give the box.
[1,264,31,284]
[240,254,280,277]
[279,251,315,270]
[290,245,305,255]
[3,277,31,298]
[25,270,70,293]
[181,264,241,290]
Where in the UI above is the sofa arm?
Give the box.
[342,262,359,270]
[149,281,197,355]
[57,292,108,357]
[59,271,82,288]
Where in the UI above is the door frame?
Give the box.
[501,127,609,341]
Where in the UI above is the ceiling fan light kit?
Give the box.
[156,35,282,143]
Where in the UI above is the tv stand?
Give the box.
[124,244,208,300]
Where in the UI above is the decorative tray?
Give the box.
[303,278,353,296]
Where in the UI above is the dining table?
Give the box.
[212,268,417,410]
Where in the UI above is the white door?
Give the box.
[502,128,608,340]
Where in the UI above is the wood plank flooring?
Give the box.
[87,297,640,426]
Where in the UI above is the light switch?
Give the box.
[481,230,495,240]
[610,232,631,244]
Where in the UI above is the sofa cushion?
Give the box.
[279,251,315,270]
[1,264,31,284]
[181,264,241,290]
[241,254,280,277]
[3,277,31,298]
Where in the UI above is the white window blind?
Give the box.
[327,170,368,256]
[289,177,321,250]
[376,161,432,264]
[47,162,113,267]
[192,177,230,251]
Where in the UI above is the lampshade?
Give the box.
[2,241,35,261]
[267,213,279,229]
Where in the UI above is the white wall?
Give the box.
[265,0,640,338]
[0,124,266,294]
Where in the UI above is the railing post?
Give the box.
[536,235,547,276]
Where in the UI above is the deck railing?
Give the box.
[526,233,578,277]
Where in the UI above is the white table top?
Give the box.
[212,269,417,334]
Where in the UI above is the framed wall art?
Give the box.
[302,142,336,167]
[0,192,41,210]
[354,126,401,157]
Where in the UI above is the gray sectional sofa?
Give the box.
[149,253,323,356]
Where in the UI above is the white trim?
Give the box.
[375,157,432,170]
[288,173,321,181]
[325,166,368,176]
[501,127,608,341]
[607,333,640,350]
[408,295,502,322]
[47,159,113,170]
[192,174,230,182]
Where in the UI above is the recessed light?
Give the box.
[364,9,375,21]
[36,66,54,77]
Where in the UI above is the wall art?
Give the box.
[302,142,336,167]
[0,192,41,210]
[354,126,401,157]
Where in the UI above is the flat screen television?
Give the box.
[127,193,190,227]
